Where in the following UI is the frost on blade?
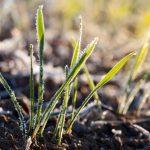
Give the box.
[0,73,26,139]
[32,37,99,138]
[36,5,44,45]
[79,37,98,60]
[70,16,83,69]
[78,16,83,53]
[35,4,45,125]
[66,52,135,133]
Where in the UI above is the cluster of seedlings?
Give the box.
[0,5,149,148]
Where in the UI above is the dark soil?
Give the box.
[1,99,150,150]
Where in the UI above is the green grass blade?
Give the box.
[29,44,35,133]
[70,16,82,69]
[71,41,79,68]
[95,52,136,89]
[66,52,136,133]
[122,80,145,115]
[69,77,78,133]
[65,17,82,135]
[72,30,100,104]
[71,77,78,118]
[83,65,100,103]
[32,37,98,139]
[37,5,45,46]
[71,37,77,49]
[119,32,150,114]
[131,43,149,80]
[53,65,69,138]
[137,83,150,116]
[35,5,45,125]
[72,32,100,105]
[58,66,70,145]
[53,113,62,138]
[0,73,26,139]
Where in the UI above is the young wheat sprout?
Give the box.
[0,5,137,147]
[35,5,45,126]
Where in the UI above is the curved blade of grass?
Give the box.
[137,83,150,116]
[29,44,35,133]
[69,17,82,132]
[53,66,70,138]
[71,77,78,119]
[66,52,136,133]
[39,17,83,137]
[58,88,69,145]
[58,65,70,145]
[122,79,145,115]
[32,37,98,139]
[71,40,79,68]
[83,65,100,103]
[37,38,98,133]
[71,37,77,49]
[72,35,100,105]
[120,35,149,114]
[0,73,26,139]
[119,32,150,114]
[131,43,149,80]
[35,5,45,125]
[53,113,62,139]
[69,77,78,134]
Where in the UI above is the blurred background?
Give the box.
[1,0,150,61]
[1,0,150,39]
[0,0,150,105]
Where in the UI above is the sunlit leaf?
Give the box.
[131,43,149,80]
[32,37,98,138]
[66,52,136,133]
[35,5,45,125]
